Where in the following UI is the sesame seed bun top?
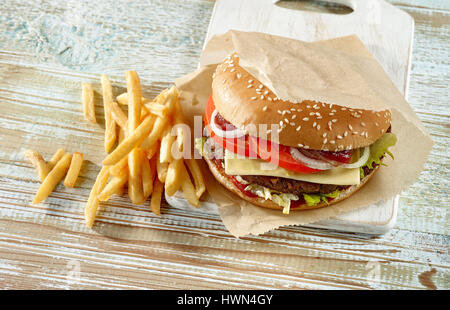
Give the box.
[212,53,392,151]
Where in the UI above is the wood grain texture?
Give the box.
[0,0,448,290]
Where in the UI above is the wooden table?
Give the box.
[0,0,448,290]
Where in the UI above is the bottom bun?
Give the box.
[203,156,380,211]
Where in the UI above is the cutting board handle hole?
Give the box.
[275,0,354,15]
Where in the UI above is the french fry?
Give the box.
[164,158,183,197]
[23,149,50,182]
[159,125,175,163]
[173,100,186,153]
[33,153,72,204]
[156,155,169,183]
[116,93,151,106]
[150,178,164,216]
[98,169,128,202]
[128,148,144,204]
[140,86,178,150]
[145,141,159,160]
[47,148,65,171]
[185,158,206,199]
[64,152,84,188]
[110,101,128,131]
[141,156,154,200]
[125,71,144,204]
[143,102,168,118]
[82,82,96,124]
[102,115,154,166]
[101,75,117,153]
[180,162,200,208]
[84,166,110,228]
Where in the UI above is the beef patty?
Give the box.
[240,175,348,196]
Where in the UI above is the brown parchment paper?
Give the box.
[174,30,433,238]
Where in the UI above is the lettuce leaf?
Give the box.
[244,183,299,214]
[303,189,342,207]
[364,132,397,169]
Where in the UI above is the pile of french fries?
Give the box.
[24,149,84,203]
[82,71,205,228]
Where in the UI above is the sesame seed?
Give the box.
[285,118,289,123]
[306,105,311,108]
[268,97,272,101]
[236,73,242,79]
[309,112,315,116]
[317,116,323,119]
[251,96,257,100]
[304,145,310,149]
[313,122,317,127]
[375,122,379,127]
[323,133,327,138]
[247,85,253,88]
[296,125,301,131]
[365,132,368,138]
[277,110,282,114]
[323,138,328,144]
[303,117,309,121]
[260,95,264,100]
[230,68,236,73]
[298,143,303,147]
[332,119,337,123]
[337,135,343,139]
[279,121,283,127]
[353,131,358,135]
[262,106,267,111]
[341,107,347,111]
[248,79,253,83]
[360,131,365,136]
[264,90,269,95]
[329,112,335,116]
[266,129,272,134]
[258,84,263,89]
[290,122,295,126]
[361,122,366,127]
[297,108,303,112]
[330,140,335,144]
[317,125,321,130]
[323,148,329,151]
[344,131,348,137]
[348,124,353,130]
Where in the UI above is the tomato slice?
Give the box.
[205,95,321,174]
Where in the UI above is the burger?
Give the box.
[195,53,397,214]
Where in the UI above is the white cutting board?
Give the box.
[166,0,414,234]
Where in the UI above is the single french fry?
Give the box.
[116,93,151,106]
[185,158,206,199]
[23,149,50,182]
[173,100,186,153]
[142,156,154,200]
[110,101,128,131]
[180,162,200,208]
[101,75,117,153]
[159,125,175,163]
[125,71,142,132]
[47,148,65,171]
[164,158,183,197]
[128,148,144,204]
[82,82,96,124]
[150,178,164,216]
[156,156,169,183]
[64,152,84,188]
[98,169,128,202]
[33,153,72,204]
[109,128,128,176]
[84,166,110,228]
[102,115,154,166]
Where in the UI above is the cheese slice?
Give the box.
[224,151,360,186]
